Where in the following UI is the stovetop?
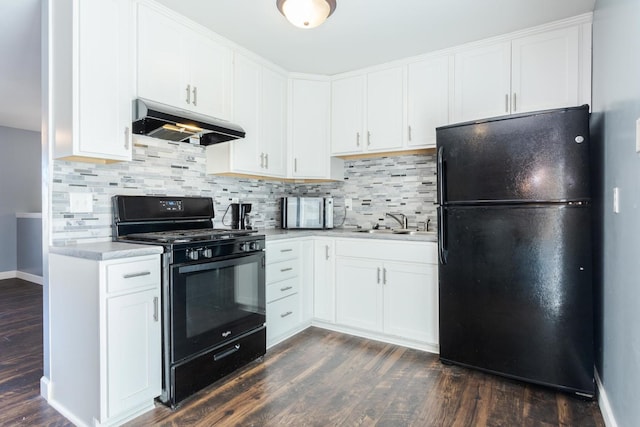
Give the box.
[124,228,258,244]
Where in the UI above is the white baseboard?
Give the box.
[16,271,43,285]
[596,369,618,427]
[0,270,43,285]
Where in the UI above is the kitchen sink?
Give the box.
[353,229,395,234]
[353,228,436,236]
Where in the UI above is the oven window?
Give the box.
[171,252,265,363]
[185,263,260,338]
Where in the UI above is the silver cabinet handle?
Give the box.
[124,126,130,150]
[383,268,387,285]
[356,132,360,147]
[280,311,293,318]
[294,158,298,173]
[265,153,269,169]
[260,152,265,168]
[280,248,293,253]
[192,86,198,106]
[325,245,329,260]
[123,271,151,279]
[505,94,509,113]
[408,125,412,142]
[153,296,158,322]
[512,93,517,112]
[280,267,293,272]
[280,286,293,292]
[186,84,191,104]
[367,131,371,146]
[377,267,381,284]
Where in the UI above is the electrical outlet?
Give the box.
[69,193,93,213]
[230,197,239,204]
[345,198,352,211]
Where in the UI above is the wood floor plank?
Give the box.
[1,279,605,427]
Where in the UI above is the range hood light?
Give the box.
[173,123,203,133]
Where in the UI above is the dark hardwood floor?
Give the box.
[1,279,604,426]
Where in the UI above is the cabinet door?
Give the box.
[511,27,580,114]
[335,258,382,332]
[407,56,450,148]
[313,239,335,323]
[261,67,287,177]
[366,67,404,152]
[136,3,183,109]
[383,261,439,344]
[290,79,330,178]
[453,42,511,122]
[331,75,364,155]
[188,32,232,120]
[231,54,262,174]
[76,0,131,161]
[106,288,161,418]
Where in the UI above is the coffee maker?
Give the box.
[229,203,252,230]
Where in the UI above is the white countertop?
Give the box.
[16,212,42,219]
[50,241,164,261]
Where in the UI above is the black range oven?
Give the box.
[113,195,266,408]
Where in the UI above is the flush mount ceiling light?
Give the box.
[276,0,337,29]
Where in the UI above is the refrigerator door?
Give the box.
[438,204,594,395]
[436,105,590,204]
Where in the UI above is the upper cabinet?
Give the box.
[406,55,451,148]
[289,78,344,180]
[207,54,287,178]
[136,2,232,120]
[50,0,133,163]
[331,67,404,156]
[453,25,587,123]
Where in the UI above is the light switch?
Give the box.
[69,193,93,213]
[345,198,352,211]
[613,187,620,214]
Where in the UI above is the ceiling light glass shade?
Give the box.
[276,0,337,29]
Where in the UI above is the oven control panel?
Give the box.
[173,236,264,264]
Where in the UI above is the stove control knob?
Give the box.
[202,248,213,258]
[249,241,259,251]
[239,243,248,252]
[187,249,199,261]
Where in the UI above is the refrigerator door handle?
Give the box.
[437,146,445,206]
[437,206,448,265]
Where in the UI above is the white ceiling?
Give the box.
[0,0,596,133]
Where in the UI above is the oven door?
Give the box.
[170,251,265,363]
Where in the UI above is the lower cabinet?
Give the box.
[313,238,336,323]
[334,239,439,349]
[49,253,161,427]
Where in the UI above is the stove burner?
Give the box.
[125,228,258,244]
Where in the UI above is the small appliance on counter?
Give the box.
[281,197,333,229]
[228,202,252,230]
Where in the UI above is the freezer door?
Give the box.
[436,106,590,204]
[438,204,594,395]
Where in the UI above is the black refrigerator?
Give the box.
[436,105,594,396]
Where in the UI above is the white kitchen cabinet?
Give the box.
[265,240,308,347]
[207,54,286,178]
[334,239,439,348]
[136,2,232,120]
[289,78,344,180]
[453,25,586,122]
[313,238,336,323]
[50,0,132,163]
[406,55,451,148]
[49,253,161,426]
[330,67,403,155]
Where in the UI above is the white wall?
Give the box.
[0,126,41,274]
[592,0,640,425]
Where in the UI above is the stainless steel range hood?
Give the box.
[132,99,245,145]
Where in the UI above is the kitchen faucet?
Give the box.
[385,212,408,229]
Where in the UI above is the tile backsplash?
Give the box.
[51,136,436,245]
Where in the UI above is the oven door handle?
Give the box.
[177,252,264,274]
[213,344,241,361]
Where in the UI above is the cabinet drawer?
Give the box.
[267,293,301,341]
[336,239,437,264]
[266,277,299,303]
[266,259,298,284]
[266,241,300,264]
[106,257,160,294]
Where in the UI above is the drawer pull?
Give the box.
[280,286,293,292]
[280,248,293,253]
[280,311,293,318]
[280,267,293,272]
[123,271,151,279]
[153,297,158,322]
[214,344,240,361]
